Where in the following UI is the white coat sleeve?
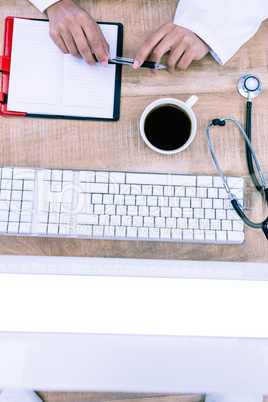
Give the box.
[173,0,268,65]
[28,0,60,13]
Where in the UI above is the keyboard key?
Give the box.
[149,227,160,239]
[92,194,103,204]
[59,224,70,236]
[96,172,109,183]
[2,168,13,179]
[172,228,182,240]
[36,223,47,234]
[183,229,194,241]
[104,225,115,237]
[111,216,121,226]
[142,185,152,196]
[144,217,154,227]
[0,201,10,211]
[0,222,8,233]
[8,222,19,234]
[197,176,213,187]
[194,230,205,241]
[0,211,8,221]
[138,227,149,239]
[63,170,74,182]
[222,220,232,231]
[210,219,221,230]
[99,215,110,226]
[110,172,125,184]
[79,171,95,182]
[216,230,227,242]
[160,207,170,217]
[120,184,131,195]
[76,225,92,237]
[127,227,137,238]
[227,177,244,189]
[160,228,171,240]
[188,219,199,230]
[133,216,143,227]
[47,223,59,235]
[115,226,126,238]
[166,218,176,228]
[152,186,163,196]
[182,208,193,218]
[13,168,35,180]
[103,194,114,205]
[227,231,245,243]
[205,230,216,242]
[177,218,187,229]
[93,225,104,237]
[205,209,215,219]
[1,179,12,190]
[180,198,190,208]
[155,217,165,227]
[77,214,98,225]
[164,186,174,197]
[233,220,244,231]
[131,185,142,195]
[191,198,201,208]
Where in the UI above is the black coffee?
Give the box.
[144,104,191,151]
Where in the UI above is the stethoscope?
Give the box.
[207,74,268,239]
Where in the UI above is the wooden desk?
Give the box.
[0,0,268,401]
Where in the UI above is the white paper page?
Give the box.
[7,20,118,119]
[61,24,118,119]
[7,19,64,115]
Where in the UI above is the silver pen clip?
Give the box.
[108,56,135,65]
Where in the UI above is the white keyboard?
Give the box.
[0,167,245,244]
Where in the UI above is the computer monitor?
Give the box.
[0,255,268,394]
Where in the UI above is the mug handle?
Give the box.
[185,95,198,109]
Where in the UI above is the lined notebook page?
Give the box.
[7,19,118,119]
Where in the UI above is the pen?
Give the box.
[108,56,166,69]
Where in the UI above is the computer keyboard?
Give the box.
[0,166,245,244]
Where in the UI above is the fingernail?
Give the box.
[101,61,108,67]
[150,70,156,77]
[133,60,139,69]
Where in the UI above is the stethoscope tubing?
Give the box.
[246,100,263,191]
[207,117,266,189]
[207,118,268,238]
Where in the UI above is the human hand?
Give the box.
[46,0,109,66]
[134,23,210,74]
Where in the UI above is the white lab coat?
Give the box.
[29,0,268,65]
[173,0,268,65]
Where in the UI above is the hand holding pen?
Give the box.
[133,23,210,75]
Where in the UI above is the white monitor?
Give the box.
[0,255,268,394]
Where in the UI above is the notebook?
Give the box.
[0,17,123,120]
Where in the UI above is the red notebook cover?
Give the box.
[0,16,27,116]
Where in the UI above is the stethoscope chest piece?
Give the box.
[238,74,262,99]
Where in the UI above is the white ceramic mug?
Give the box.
[139,95,198,154]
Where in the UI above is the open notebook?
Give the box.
[1,17,123,120]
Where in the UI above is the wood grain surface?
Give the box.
[0,0,268,401]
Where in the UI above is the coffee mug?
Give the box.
[139,95,198,154]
